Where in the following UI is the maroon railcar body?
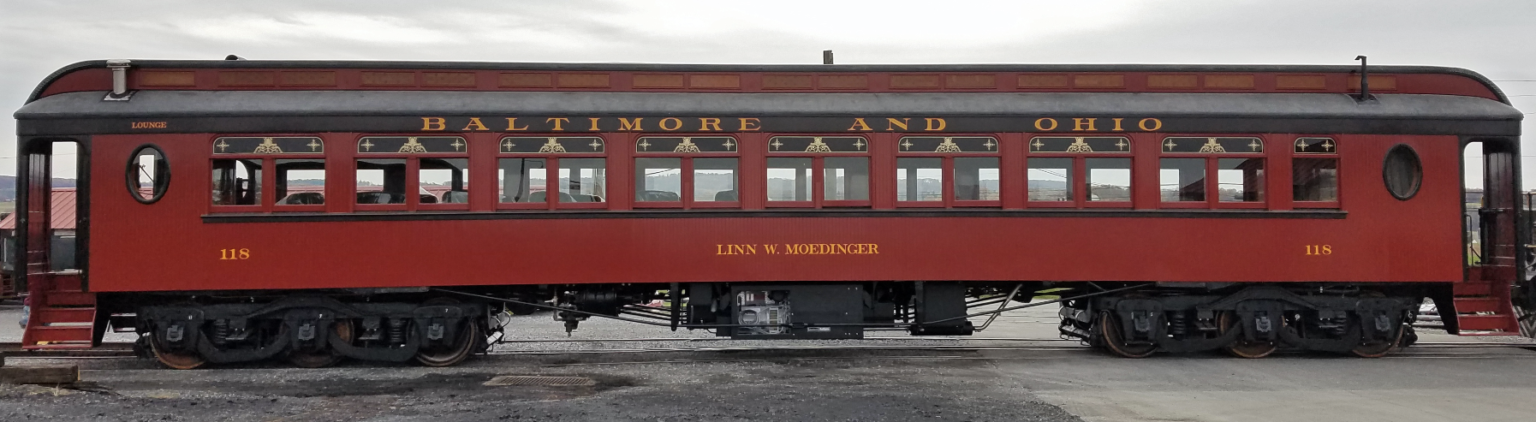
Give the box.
[11,59,1528,365]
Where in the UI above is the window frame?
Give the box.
[632,135,741,210]
[894,135,1002,208]
[1157,136,1266,210]
[209,136,325,213]
[764,134,872,209]
[496,135,608,211]
[1292,137,1341,209]
[354,135,471,213]
[1024,136,1133,209]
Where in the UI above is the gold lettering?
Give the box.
[1034,118,1058,131]
[659,117,683,131]
[461,117,489,131]
[618,117,644,131]
[504,118,529,131]
[1138,118,1163,131]
[836,244,849,254]
[545,117,569,131]
[699,118,722,131]
[847,118,872,131]
[716,244,726,255]
[745,244,757,254]
[1072,118,1098,132]
[764,244,778,254]
[739,117,761,131]
[1112,118,1124,132]
[886,118,910,131]
[869,244,879,254]
[924,118,947,131]
[421,117,446,131]
[588,117,602,131]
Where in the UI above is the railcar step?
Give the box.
[1453,282,1494,297]
[21,326,94,347]
[1453,297,1503,314]
[41,291,95,306]
[1456,314,1520,332]
[33,308,96,325]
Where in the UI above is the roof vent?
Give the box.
[104,59,133,101]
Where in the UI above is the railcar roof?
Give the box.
[22,59,1514,104]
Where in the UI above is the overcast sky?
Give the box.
[2,0,1532,185]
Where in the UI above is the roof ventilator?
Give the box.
[1353,55,1375,103]
[104,59,133,102]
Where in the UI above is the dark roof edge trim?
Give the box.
[26,60,1511,105]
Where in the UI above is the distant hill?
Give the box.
[0,175,79,202]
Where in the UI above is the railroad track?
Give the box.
[3,339,1529,361]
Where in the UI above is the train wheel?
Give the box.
[1218,311,1277,359]
[414,318,479,367]
[1099,312,1157,358]
[150,334,206,370]
[288,320,354,368]
[1350,321,1404,358]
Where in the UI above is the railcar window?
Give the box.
[1383,144,1422,200]
[498,136,606,208]
[694,158,739,202]
[557,158,606,203]
[824,157,870,201]
[897,136,998,207]
[211,137,323,210]
[355,158,407,204]
[896,157,943,202]
[1086,158,1131,202]
[1160,158,1206,202]
[767,158,813,202]
[636,158,683,203]
[1026,136,1130,208]
[211,159,262,206]
[1027,158,1073,202]
[421,158,469,204]
[766,136,870,207]
[1159,137,1264,207]
[497,158,547,203]
[954,157,1000,201]
[1292,138,1339,205]
[1218,158,1264,202]
[129,145,169,204]
[276,159,325,205]
[633,136,740,208]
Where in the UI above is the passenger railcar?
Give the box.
[10,59,1529,367]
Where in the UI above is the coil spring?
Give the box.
[1331,316,1348,337]
[211,319,229,346]
[1168,311,1187,339]
[388,318,406,344]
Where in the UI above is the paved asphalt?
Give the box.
[1,305,1535,421]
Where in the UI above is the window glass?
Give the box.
[695,158,738,202]
[635,158,682,202]
[1160,158,1205,202]
[131,146,168,203]
[954,157,999,201]
[824,157,869,201]
[1217,158,1264,202]
[498,158,546,203]
[1293,158,1338,202]
[421,158,469,204]
[897,157,943,202]
[1027,158,1072,202]
[558,158,606,203]
[767,158,812,202]
[212,159,261,206]
[276,159,325,205]
[1384,144,1422,200]
[1086,158,1131,202]
[356,158,407,204]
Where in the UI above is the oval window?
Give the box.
[1382,144,1421,200]
[127,145,169,203]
